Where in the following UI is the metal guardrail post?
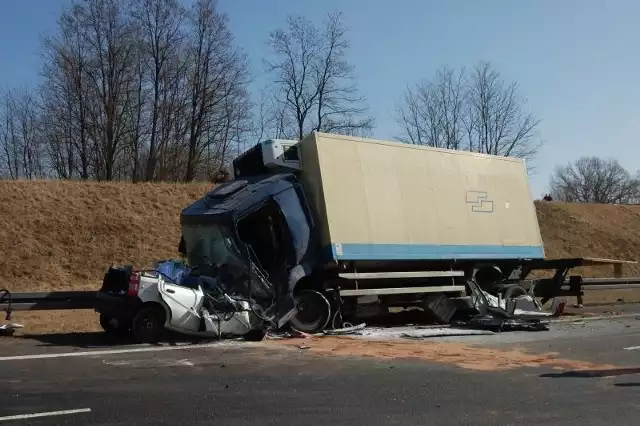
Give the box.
[568,276,583,306]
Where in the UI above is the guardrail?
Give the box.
[568,277,640,290]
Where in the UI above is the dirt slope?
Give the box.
[1,181,639,294]
[0,180,210,292]
[536,201,640,277]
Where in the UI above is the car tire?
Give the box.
[99,313,131,336]
[132,305,165,344]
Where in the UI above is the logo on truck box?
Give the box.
[466,191,494,213]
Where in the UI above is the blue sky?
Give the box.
[1,0,638,197]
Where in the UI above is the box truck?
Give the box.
[178,132,547,333]
[3,133,632,342]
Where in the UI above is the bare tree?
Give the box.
[466,62,540,160]
[40,3,94,179]
[0,90,20,179]
[131,0,185,181]
[183,0,250,182]
[14,89,45,179]
[397,61,541,163]
[0,88,46,179]
[265,12,373,140]
[550,156,640,204]
[396,66,465,149]
[78,0,138,181]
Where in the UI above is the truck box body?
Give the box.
[297,132,545,262]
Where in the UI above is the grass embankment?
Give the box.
[1,181,639,333]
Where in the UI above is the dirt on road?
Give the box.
[268,335,617,372]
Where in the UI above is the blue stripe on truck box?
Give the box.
[327,243,545,261]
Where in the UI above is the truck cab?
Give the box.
[180,139,318,330]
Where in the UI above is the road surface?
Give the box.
[1,313,640,425]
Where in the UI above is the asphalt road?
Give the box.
[2,313,640,425]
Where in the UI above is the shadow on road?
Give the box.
[11,331,212,349]
[614,382,640,387]
[541,367,640,379]
[12,332,139,348]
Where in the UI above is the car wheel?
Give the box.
[99,313,131,336]
[132,305,165,344]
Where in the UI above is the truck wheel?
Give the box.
[132,305,165,344]
[99,313,130,336]
[289,290,331,334]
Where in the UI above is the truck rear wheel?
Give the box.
[132,305,165,344]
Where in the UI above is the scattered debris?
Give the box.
[323,323,366,336]
[268,335,618,372]
[0,323,23,336]
[400,328,495,339]
[298,344,311,350]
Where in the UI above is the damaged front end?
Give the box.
[179,174,314,335]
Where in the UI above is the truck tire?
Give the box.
[99,313,131,336]
[289,290,331,334]
[132,305,165,344]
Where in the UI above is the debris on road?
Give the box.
[322,323,367,336]
[267,335,618,372]
[399,328,495,339]
[0,322,23,336]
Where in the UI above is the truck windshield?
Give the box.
[181,224,246,276]
[181,223,277,323]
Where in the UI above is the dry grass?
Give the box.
[0,180,210,292]
[536,201,640,277]
[1,182,639,334]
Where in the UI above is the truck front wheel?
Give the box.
[132,305,165,344]
[289,290,332,334]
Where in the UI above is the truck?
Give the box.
[2,131,635,341]
[177,131,548,333]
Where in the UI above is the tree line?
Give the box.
[0,0,545,183]
[549,157,640,204]
[1,0,634,205]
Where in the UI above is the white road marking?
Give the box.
[0,342,245,362]
[623,345,640,350]
[0,408,91,422]
[102,357,195,367]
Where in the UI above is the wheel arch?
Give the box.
[138,300,170,326]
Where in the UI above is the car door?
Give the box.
[158,277,203,332]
